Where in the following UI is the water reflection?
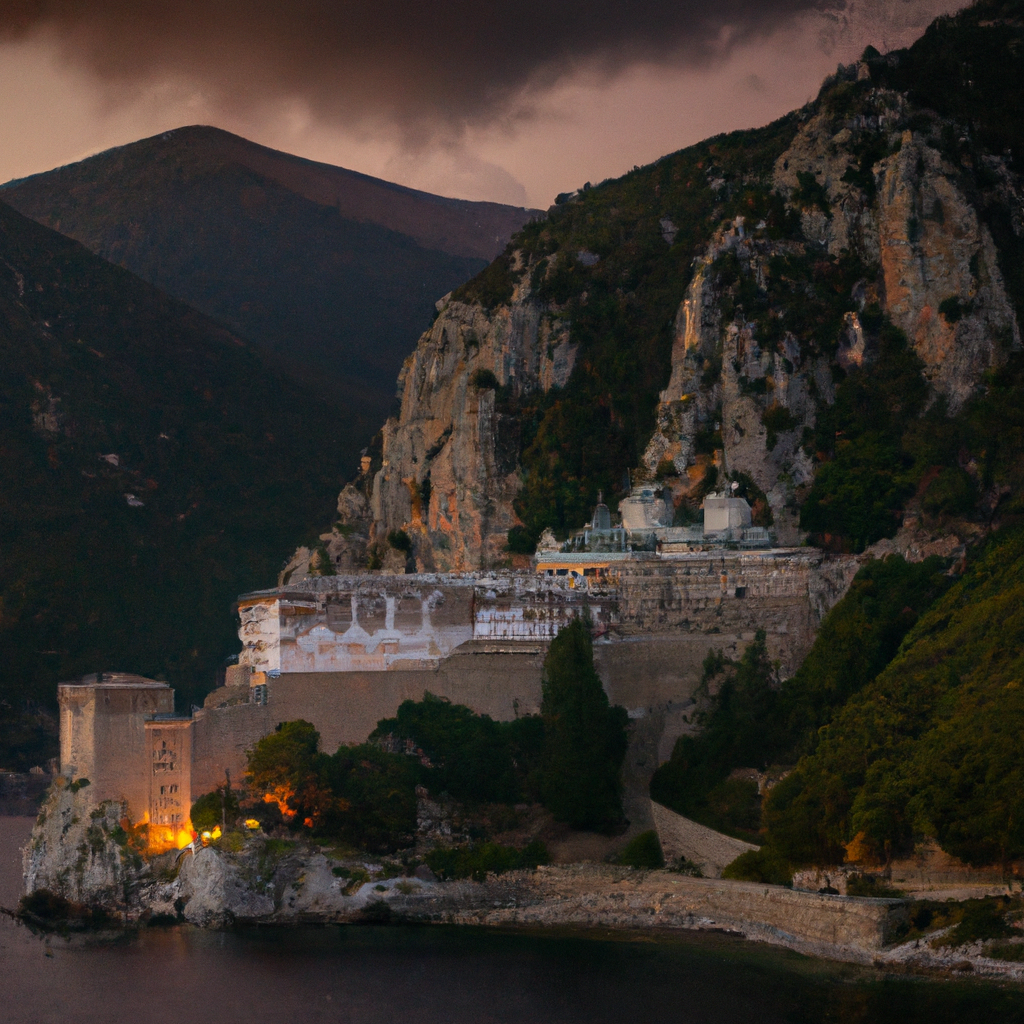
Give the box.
[2,818,1022,1024]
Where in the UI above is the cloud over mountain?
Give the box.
[1,0,854,133]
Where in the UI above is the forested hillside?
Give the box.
[1,126,536,430]
[0,200,357,767]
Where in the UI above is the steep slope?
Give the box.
[0,199,357,732]
[764,524,1024,868]
[320,0,1024,573]
[1,126,538,427]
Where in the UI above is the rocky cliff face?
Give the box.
[22,780,147,905]
[311,281,578,574]
[309,54,1022,574]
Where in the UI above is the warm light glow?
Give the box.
[263,785,297,820]
[245,819,261,830]
[146,821,196,854]
[211,825,222,840]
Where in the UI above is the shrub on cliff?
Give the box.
[538,618,628,834]
[372,692,524,804]
[721,847,792,887]
[424,839,549,881]
[321,743,420,853]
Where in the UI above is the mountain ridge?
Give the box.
[0,126,539,431]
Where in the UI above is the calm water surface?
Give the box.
[2,818,1022,1024]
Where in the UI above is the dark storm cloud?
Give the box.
[0,0,845,130]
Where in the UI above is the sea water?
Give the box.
[2,818,1021,1024]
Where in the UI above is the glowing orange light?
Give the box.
[263,785,297,820]
[244,819,260,830]
[303,817,313,828]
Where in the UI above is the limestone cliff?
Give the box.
[22,780,148,905]
[312,281,578,573]
[305,20,1024,574]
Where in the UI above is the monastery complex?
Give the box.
[56,497,858,849]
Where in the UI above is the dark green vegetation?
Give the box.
[240,620,627,853]
[1,126,533,426]
[617,830,665,869]
[372,692,544,805]
[244,720,421,853]
[0,200,356,753]
[374,620,626,833]
[800,321,929,549]
[538,619,628,834]
[241,718,540,858]
[708,524,1024,878]
[424,840,549,881]
[189,785,240,833]
[651,557,949,845]
[764,526,1024,869]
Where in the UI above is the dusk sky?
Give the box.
[0,0,965,208]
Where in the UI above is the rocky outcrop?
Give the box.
[22,779,147,905]
[774,97,1019,409]
[364,285,577,572]
[175,845,274,926]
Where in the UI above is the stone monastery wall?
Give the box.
[57,549,858,838]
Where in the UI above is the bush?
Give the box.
[938,295,968,323]
[506,525,538,555]
[538,619,628,833]
[470,368,500,391]
[922,466,977,518]
[722,847,792,886]
[932,899,1020,948]
[649,632,775,840]
[617,830,664,869]
[386,529,412,553]
[761,404,799,451]
[372,693,526,804]
[246,722,422,852]
[190,786,240,832]
[425,840,548,882]
[845,874,906,898]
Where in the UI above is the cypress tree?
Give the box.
[540,618,628,833]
